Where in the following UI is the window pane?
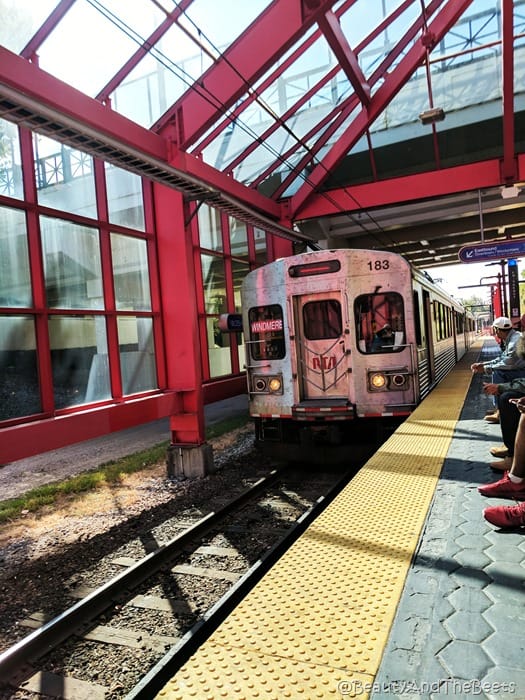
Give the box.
[229,217,249,260]
[303,300,342,340]
[248,305,286,360]
[111,233,151,311]
[35,135,96,218]
[41,216,103,309]
[207,316,232,378]
[49,315,111,409]
[232,260,249,311]
[117,316,157,395]
[0,118,23,199]
[0,206,32,306]
[354,292,405,353]
[253,227,267,266]
[105,163,145,230]
[0,315,41,420]
[201,254,226,313]
[0,0,59,54]
[198,204,223,252]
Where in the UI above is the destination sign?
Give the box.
[459,239,525,263]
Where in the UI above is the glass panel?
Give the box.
[49,314,111,409]
[111,22,213,127]
[354,292,405,354]
[35,134,96,218]
[232,260,249,311]
[253,227,267,266]
[40,216,104,309]
[105,163,145,230]
[117,316,157,394]
[178,0,273,57]
[198,204,223,252]
[0,315,41,420]
[0,118,23,199]
[0,206,32,307]
[303,300,342,340]
[229,217,249,260]
[248,305,285,360]
[0,0,59,54]
[37,0,140,97]
[201,254,226,314]
[207,316,232,378]
[111,233,151,311]
[232,260,248,372]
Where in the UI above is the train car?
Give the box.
[239,248,475,462]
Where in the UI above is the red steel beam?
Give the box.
[154,0,336,147]
[0,47,281,220]
[289,0,475,218]
[318,10,371,105]
[294,158,504,219]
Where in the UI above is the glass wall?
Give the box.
[197,204,268,379]
[0,116,273,426]
[0,118,158,424]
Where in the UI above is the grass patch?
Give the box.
[0,414,249,525]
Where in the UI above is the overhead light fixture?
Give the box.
[420,239,429,246]
[501,185,521,199]
[419,107,445,124]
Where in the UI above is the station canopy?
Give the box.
[1,0,525,268]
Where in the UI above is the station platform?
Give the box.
[155,337,525,700]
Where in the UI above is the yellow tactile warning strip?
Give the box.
[157,341,482,700]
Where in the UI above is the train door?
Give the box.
[422,289,436,384]
[293,292,349,400]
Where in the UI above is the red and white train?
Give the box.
[237,248,475,462]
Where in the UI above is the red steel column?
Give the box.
[153,182,206,447]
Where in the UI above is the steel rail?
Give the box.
[126,467,354,700]
[0,468,286,682]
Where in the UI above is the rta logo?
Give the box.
[312,356,336,370]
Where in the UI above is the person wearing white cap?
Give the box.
[471,316,525,424]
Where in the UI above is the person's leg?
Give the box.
[497,391,522,456]
[481,413,525,526]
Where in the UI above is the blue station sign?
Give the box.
[459,239,525,263]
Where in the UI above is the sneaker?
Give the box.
[485,411,500,424]
[483,501,525,528]
[478,472,525,500]
[490,445,509,458]
[490,456,512,471]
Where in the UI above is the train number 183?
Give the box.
[367,260,390,271]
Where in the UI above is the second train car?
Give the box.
[239,248,475,461]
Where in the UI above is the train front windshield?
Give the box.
[354,292,405,353]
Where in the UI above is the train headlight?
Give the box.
[390,373,407,388]
[251,374,283,394]
[268,377,282,393]
[369,372,387,390]
[253,377,268,392]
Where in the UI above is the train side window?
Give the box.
[302,300,342,340]
[248,305,286,360]
[354,292,405,353]
[413,290,423,346]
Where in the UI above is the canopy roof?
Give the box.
[1,0,524,267]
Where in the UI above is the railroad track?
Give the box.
[0,465,352,699]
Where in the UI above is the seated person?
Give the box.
[371,324,395,352]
